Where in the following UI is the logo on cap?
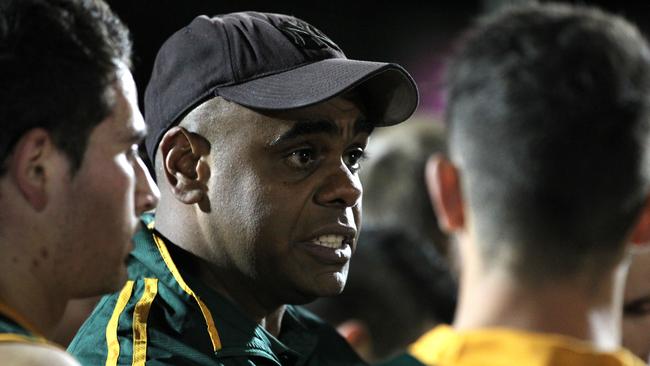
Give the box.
[278,18,342,52]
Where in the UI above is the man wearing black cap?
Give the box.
[69,12,418,366]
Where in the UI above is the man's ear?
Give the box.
[425,154,465,233]
[8,129,57,211]
[159,126,210,204]
[629,195,650,247]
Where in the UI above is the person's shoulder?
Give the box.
[68,279,151,356]
[287,304,330,329]
[0,343,80,365]
[377,353,428,366]
[287,305,366,363]
[69,273,184,362]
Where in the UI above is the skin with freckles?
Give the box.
[155,96,371,330]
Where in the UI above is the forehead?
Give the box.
[107,66,145,140]
[276,97,364,120]
[186,96,372,147]
[244,97,370,138]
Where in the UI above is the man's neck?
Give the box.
[156,212,288,337]
[0,262,66,337]
[194,258,287,337]
[453,264,626,352]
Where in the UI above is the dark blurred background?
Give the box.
[105,0,650,117]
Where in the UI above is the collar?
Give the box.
[0,303,58,348]
[409,325,644,366]
[135,214,318,363]
[0,302,44,337]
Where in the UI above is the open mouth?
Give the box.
[310,235,347,249]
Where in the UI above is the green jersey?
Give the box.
[69,213,365,366]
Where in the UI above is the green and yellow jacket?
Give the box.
[69,213,365,366]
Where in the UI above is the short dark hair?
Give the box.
[0,0,131,175]
[446,3,650,282]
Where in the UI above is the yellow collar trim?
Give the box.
[0,302,46,340]
[409,325,644,366]
[0,333,63,351]
[148,222,222,352]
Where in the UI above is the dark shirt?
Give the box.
[69,213,366,366]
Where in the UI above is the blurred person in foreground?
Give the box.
[0,0,159,364]
[623,250,650,364]
[68,11,418,366]
[307,227,456,363]
[382,3,650,366]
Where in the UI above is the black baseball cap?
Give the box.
[144,11,419,165]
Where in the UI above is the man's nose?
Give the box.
[313,163,362,209]
[134,156,159,214]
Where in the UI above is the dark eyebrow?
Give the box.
[355,118,375,136]
[624,294,650,310]
[270,120,338,146]
[270,118,374,146]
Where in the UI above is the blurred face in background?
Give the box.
[623,250,650,364]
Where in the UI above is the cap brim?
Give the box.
[216,58,419,126]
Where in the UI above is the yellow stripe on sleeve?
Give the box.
[105,280,135,366]
[131,278,158,366]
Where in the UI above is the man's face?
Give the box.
[52,66,158,297]
[200,96,370,305]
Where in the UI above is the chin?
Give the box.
[302,273,347,299]
[66,261,129,299]
[285,284,345,305]
[317,284,346,297]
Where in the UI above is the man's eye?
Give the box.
[343,148,367,172]
[286,148,317,169]
[624,297,650,318]
[126,144,139,160]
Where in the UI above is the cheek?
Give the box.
[212,151,315,250]
[86,155,135,203]
[252,186,297,243]
[247,185,305,261]
[99,168,136,221]
[211,168,273,240]
[115,156,137,195]
[641,317,650,344]
[623,317,650,349]
[354,201,362,225]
